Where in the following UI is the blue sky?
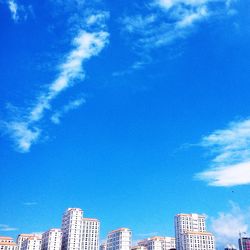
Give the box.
[0,0,250,248]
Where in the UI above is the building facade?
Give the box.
[99,243,107,250]
[82,218,99,250]
[41,229,62,250]
[138,236,176,250]
[61,208,100,250]
[239,237,250,250]
[175,213,215,250]
[0,237,18,250]
[225,245,237,250]
[106,228,132,250]
[17,234,39,250]
[20,236,41,250]
[131,247,147,250]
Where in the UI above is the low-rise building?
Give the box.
[106,228,132,250]
[0,236,18,250]
[20,236,41,250]
[138,236,175,250]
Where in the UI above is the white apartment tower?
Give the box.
[106,228,132,250]
[41,229,62,250]
[138,236,175,250]
[82,218,99,250]
[0,236,18,250]
[20,236,42,250]
[61,208,100,250]
[175,213,215,250]
[62,208,83,250]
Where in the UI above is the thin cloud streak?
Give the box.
[196,118,250,187]
[51,97,86,124]
[23,202,38,206]
[0,224,18,232]
[3,13,109,152]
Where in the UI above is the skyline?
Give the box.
[0,0,250,249]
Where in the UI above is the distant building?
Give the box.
[17,234,39,250]
[138,236,176,250]
[131,246,147,250]
[239,237,250,250]
[225,244,237,250]
[175,213,215,250]
[106,228,132,250]
[41,229,62,250]
[0,236,18,250]
[20,236,42,250]
[61,208,100,250]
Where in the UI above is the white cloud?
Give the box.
[7,0,18,21]
[156,0,208,9]
[121,0,236,51]
[0,224,18,232]
[85,11,110,29]
[196,118,250,187]
[210,202,250,248]
[3,12,109,152]
[51,97,86,124]
[23,202,38,206]
[6,0,33,22]
[117,0,236,75]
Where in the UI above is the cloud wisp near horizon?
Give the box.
[196,118,250,187]
[1,11,109,153]
[0,224,18,232]
[210,202,250,247]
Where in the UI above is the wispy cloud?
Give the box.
[7,0,18,21]
[196,118,250,187]
[122,0,235,49]
[119,0,236,71]
[0,224,18,232]
[51,97,86,124]
[210,202,250,248]
[136,232,159,238]
[5,0,33,22]
[23,201,38,206]
[2,11,109,153]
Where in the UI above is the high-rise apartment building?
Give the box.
[106,228,132,250]
[239,237,250,250]
[82,218,99,250]
[0,236,18,250]
[62,208,83,250]
[61,208,100,250]
[175,213,215,250]
[138,236,176,250]
[41,229,62,250]
[20,236,42,250]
